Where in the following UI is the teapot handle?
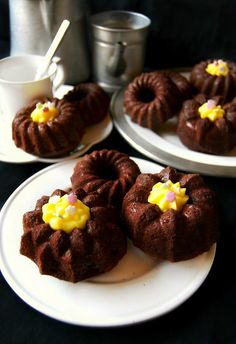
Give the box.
[107,41,127,77]
[51,57,65,90]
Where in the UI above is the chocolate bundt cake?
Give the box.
[71,150,141,207]
[159,71,192,100]
[177,94,236,155]
[12,97,85,158]
[20,189,127,282]
[63,83,110,125]
[122,166,219,262]
[123,72,181,132]
[191,59,236,103]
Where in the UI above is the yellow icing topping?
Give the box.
[148,180,189,212]
[42,193,90,233]
[205,59,229,76]
[31,101,58,123]
[198,99,225,122]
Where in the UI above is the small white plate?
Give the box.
[0,157,216,327]
[0,85,113,164]
[111,86,236,177]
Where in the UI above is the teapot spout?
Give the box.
[106,41,127,77]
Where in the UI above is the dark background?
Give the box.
[1,0,236,69]
[1,1,236,344]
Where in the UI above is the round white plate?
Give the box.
[0,85,113,164]
[110,87,236,177]
[0,158,216,327]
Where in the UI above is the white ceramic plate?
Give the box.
[0,85,113,163]
[110,86,236,177]
[0,157,216,327]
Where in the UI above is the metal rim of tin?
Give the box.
[90,10,151,32]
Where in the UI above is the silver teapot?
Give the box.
[9,0,90,84]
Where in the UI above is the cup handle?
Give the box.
[52,56,65,90]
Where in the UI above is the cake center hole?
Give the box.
[138,88,156,103]
[96,164,118,180]
[75,89,88,101]
[67,89,88,102]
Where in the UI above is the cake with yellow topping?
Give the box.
[122,166,219,262]
[191,59,236,102]
[12,97,85,158]
[177,94,236,154]
[20,188,127,282]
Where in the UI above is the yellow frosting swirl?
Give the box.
[42,193,90,233]
[205,59,229,76]
[31,101,58,123]
[198,99,225,122]
[148,180,189,212]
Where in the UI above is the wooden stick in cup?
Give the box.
[34,19,70,80]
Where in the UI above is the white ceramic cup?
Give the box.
[0,54,65,119]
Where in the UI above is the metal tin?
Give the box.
[91,11,151,92]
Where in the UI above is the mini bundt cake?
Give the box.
[159,70,192,100]
[71,150,141,207]
[177,94,236,155]
[122,166,219,262]
[123,72,181,132]
[20,188,127,282]
[12,97,85,158]
[63,83,110,126]
[191,59,236,103]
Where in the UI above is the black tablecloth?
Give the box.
[0,127,236,344]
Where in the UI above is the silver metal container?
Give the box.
[91,11,151,92]
[9,0,90,85]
